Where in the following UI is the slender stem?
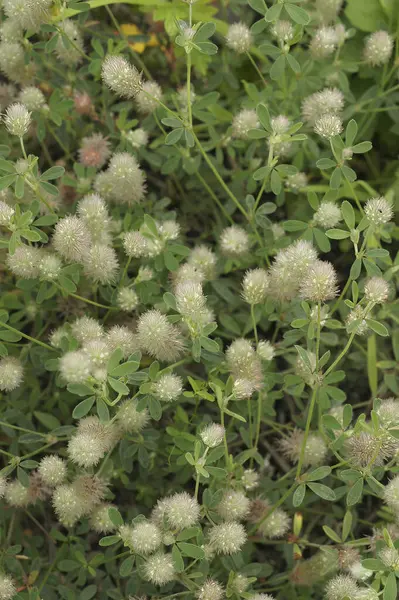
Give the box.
[54,284,117,310]
[251,304,258,344]
[315,301,321,368]
[186,52,193,128]
[247,397,253,450]
[331,276,351,316]
[193,132,249,219]
[246,52,267,87]
[220,410,229,467]
[0,321,56,351]
[195,171,234,224]
[295,386,319,479]
[55,25,91,61]
[254,392,262,453]
[344,175,364,215]
[119,256,132,286]
[0,421,48,437]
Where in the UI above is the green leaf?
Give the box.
[322,525,341,543]
[58,275,77,293]
[342,511,352,542]
[330,167,342,190]
[341,201,355,230]
[284,2,310,25]
[200,336,219,353]
[307,482,336,501]
[40,166,65,181]
[326,228,350,239]
[345,120,358,147]
[99,535,120,546]
[316,158,336,170]
[172,544,184,572]
[177,542,205,559]
[164,251,179,271]
[119,555,135,577]
[361,558,385,571]
[345,0,385,31]
[108,507,124,527]
[72,397,95,419]
[33,411,61,430]
[270,55,286,81]
[350,257,362,280]
[194,22,216,42]
[307,466,331,481]
[384,572,397,600]
[347,478,364,506]
[293,483,306,507]
[96,397,110,422]
[148,397,162,421]
[0,174,16,191]
[351,141,372,154]
[366,319,388,337]
[110,361,140,377]
[165,128,183,145]
[284,220,307,231]
[80,585,97,600]
[265,3,283,21]
[107,377,129,395]
[256,103,271,132]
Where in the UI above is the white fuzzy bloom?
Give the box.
[314,113,343,138]
[364,31,393,66]
[0,356,23,391]
[384,475,399,511]
[364,196,393,226]
[187,245,217,280]
[302,88,344,125]
[77,193,111,242]
[3,0,52,31]
[106,325,137,358]
[152,373,183,402]
[59,350,92,384]
[257,340,275,361]
[143,552,175,586]
[82,244,119,284]
[208,522,247,554]
[200,423,225,448]
[258,507,290,539]
[117,287,139,312]
[137,309,184,362]
[71,316,104,344]
[53,216,91,262]
[314,201,342,229]
[152,492,200,531]
[3,102,31,136]
[52,483,85,527]
[38,455,67,487]
[55,20,84,65]
[95,152,146,206]
[220,225,249,256]
[217,489,250,521]
[0,20,23,43]
[0,574,17,600]
[90,503,117,533]
[102,55,142,98]
[18,86,46,111]
[38,254,62,281]
[126,127,149,149]
[131,521,162,555]
[271,20,294,43]
[226,22,252,53]
[0,200,14,227]
[285,172,308,191]
[116,398,150,433]
[364,277,390,304]
[241,469,259,490]
[197,579,224,600]
[269,240,318,301]
[242,268,269,304]
[5,480,30,507]
[0,477,7,498]
[123,231,149,258]
[232,109,259,139]
[136,81,162,114]
[83,338,111,366]
[299,260,338,302]
[310,27,338,58]
[325,574,359,600]
[7,245,42,279]
[175,281,207,317]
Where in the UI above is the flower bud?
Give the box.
[152,373,183,402]
[200,423,225,448]
[90,503,117,533]
[38,455,67,487]
[102,55,142,99]
[78,133,111,169]
[364,276,390,304]
[242,268,269,304]
[126,127,149,149]
[208,522,247,554]
[71,316,104,344]
[310,27,338,58]
[364,196,393,226]
[0,356,23,391]
[226,23,252,54]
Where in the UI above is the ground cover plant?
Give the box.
[0,0,398,598]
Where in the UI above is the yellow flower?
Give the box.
[120,23,159,54]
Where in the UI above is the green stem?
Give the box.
[251,304,258,344]
[0,421,48,437]
[0,321,55,351]
[315,301,321,368]
[295,386,319,479]
[193,132,249,219]
[54,284,117,310]
[246,52,267,87]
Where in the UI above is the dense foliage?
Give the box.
[0,0,398,599]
